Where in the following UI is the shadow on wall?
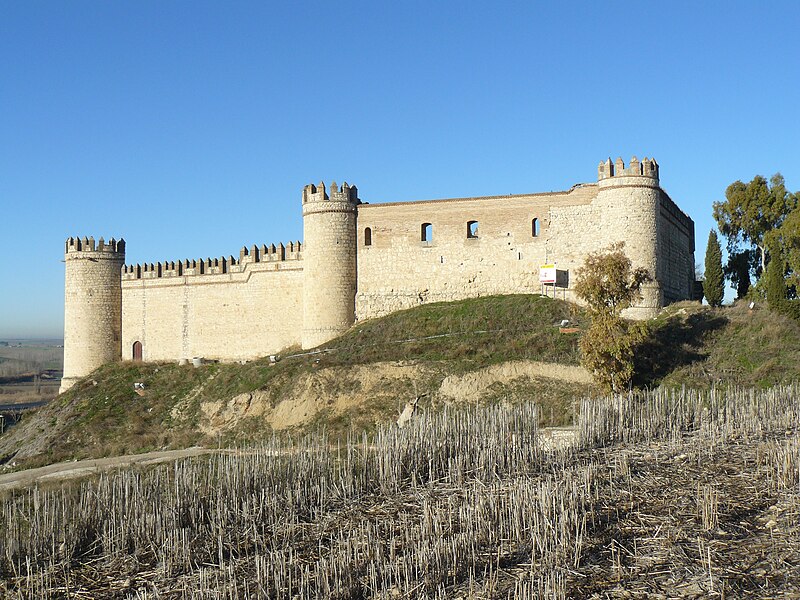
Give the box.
[633,311,729,388]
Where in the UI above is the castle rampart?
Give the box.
[61,156,695,388]
[121,241,302,280]
[120,240,304,364]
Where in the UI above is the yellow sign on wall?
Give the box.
[539,264,556,284]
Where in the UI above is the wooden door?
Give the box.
[132,341,142,361]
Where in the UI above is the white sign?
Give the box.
[539,264,557,284]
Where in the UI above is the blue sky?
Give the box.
[2,1,799,338]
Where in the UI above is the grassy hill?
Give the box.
[635,300,800,389]
[2,294,800,471]
[0,295,592,469]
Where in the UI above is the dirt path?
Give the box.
[0,446,214,492]
[438,360,592,402]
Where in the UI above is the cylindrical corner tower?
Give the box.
[60,236,125,393]
[596,156,662,319]
[301,181,359,349]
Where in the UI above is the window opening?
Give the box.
[421,223,433,242]
[364,227,372,246]
[467,220,479,238]
[532,218,541,237]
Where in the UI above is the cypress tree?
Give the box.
[765,245,787,310]
[704,230,724,307]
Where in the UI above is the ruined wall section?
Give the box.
[355,185,600,320]
[61,237,125,392]
[121,242,303,362]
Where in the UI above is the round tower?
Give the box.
[301,181,359,349]
[595,156,662,319]
[60,236,125,393]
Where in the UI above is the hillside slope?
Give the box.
[635,300,800,388]
[0,295,591,469]
[4,295,800,471]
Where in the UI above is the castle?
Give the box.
[59,157,696,392]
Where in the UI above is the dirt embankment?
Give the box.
[438,361,592,403]
[194,359,592,435]
[0,358,592,469]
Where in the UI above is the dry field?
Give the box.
[0,343,62,406]
[1,386,799,599]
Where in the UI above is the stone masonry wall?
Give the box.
[121,259,303,362]
[61,238,124,392]
[658,194,696,303]
[355,185,603,320]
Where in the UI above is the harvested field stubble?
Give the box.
[1,387,800,598]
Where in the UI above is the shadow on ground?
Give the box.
[633,310,728,387]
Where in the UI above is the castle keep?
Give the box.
[60,157,695,392]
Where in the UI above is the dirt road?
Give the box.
[0,446,215,492]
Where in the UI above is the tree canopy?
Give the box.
[713,174,798,291]
[775,207,800,290]
[573,242,651,318]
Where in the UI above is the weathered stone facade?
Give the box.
[60,157,695,391]
[60,237,125,393]
[301,182,359,349]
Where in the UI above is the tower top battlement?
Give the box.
[597,156,659,182]
[65,236,126,256]
[302,181,359,205]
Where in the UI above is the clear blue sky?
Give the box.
[2,1,799,338]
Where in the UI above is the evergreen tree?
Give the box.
[765,245,787,310]
[724,250,755,299]
[703,230,724,307]
[713,173,797,279]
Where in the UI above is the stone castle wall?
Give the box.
[61,157,696,390]
[120,244,303,362]
[355,185,600,319]
[658,194,696,304]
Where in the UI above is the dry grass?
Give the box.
[638,301,800,389]
[1,385,799,598]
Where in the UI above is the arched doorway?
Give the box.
[132,341,143,361]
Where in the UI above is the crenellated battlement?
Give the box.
[65,236,126,255]
[302,181,359,205]
[122,240,302,280]
[597,156,659,182]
